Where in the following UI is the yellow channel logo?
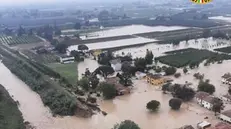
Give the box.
[191,0,212,4]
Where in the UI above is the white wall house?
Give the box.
[219,110,231,123]
[110,59,122,72]
[201,97,214,110]
[60,56,75,64]
[195,92,210,105]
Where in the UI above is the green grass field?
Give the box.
[48,63,78,85]
[214,46,231,53]
[156,49,231,68]
[0,85,25,129]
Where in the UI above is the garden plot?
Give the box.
[0,35,43,46]
[156,48,231,68]
[214,46,231,54]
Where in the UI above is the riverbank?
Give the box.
[0,84,25,129]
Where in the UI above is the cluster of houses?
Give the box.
[221,73,231,85]
[195,91,231,125]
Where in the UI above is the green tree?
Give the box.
[98,83,117,99]
[112,120,140,129]
[134,58,147,72]
[198,81,215,94]
[174,73,181,78]
[169,98,182,110]
[117,73,132,86]
[211,97,223,116]
[173,85,195,101]
[55,43,68,54]
[146,100,160,111]
[162,83,170,93]
[89,75,99,89]
[78,77,90,91]
[94,66,115,78]
[228,87,231,95]
[145,49,154,64]
[78,44,89,51]
[165,67,177,75]
[55,28,62,36]
[183,67,188,74]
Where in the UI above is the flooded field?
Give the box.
[114,37,231,58]
[1,60,229,129]
[68,37,157,51]
[209,16,231,23]
[81,25,188,39]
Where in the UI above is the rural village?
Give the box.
[2,0,231,129]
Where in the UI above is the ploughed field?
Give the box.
[156,48,231,68]
[0,35,42,46]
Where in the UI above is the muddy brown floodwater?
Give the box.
[1,59,228,129]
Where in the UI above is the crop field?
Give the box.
[0,35,43,46]
[48,63,78,85]
[156,48,231,68]
[21,50,59,64]
[214,46,231,53]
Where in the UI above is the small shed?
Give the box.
[59,55,75,64]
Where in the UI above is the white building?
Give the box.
[110,59,122,72]
[195,91,210,105]
[201,95,216,110]
[59,55,75,64]
[219,110,231,123]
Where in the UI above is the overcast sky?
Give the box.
[0,0,137,5]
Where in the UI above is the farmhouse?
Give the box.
[195,93,221,110]
[146,73,166,85]
[219,110,231,123]
[59,55,75,64]
[110,59,122,72]
[195,91,210,105]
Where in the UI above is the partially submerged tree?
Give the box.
[117,73,132,86]
[78,44,89,51]
[146,100,160,112]
[98,82,117,99]
[112,120,140,129]
[198,81,215,94]
[134,58,147,72]
[94,66,114,78]
[162,83,171,94]
[169,98,182,110]
[165,67,177,75]
[145,49,154,64]
[183,67,188,74]
[172,84,195,101]
[211,97,223,116]
[55,43,68,54]
[78,77,90,91]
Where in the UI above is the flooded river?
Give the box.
[0,61,225,129]
[1,35,231,128]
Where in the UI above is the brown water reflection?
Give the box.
[1,58,229,129]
